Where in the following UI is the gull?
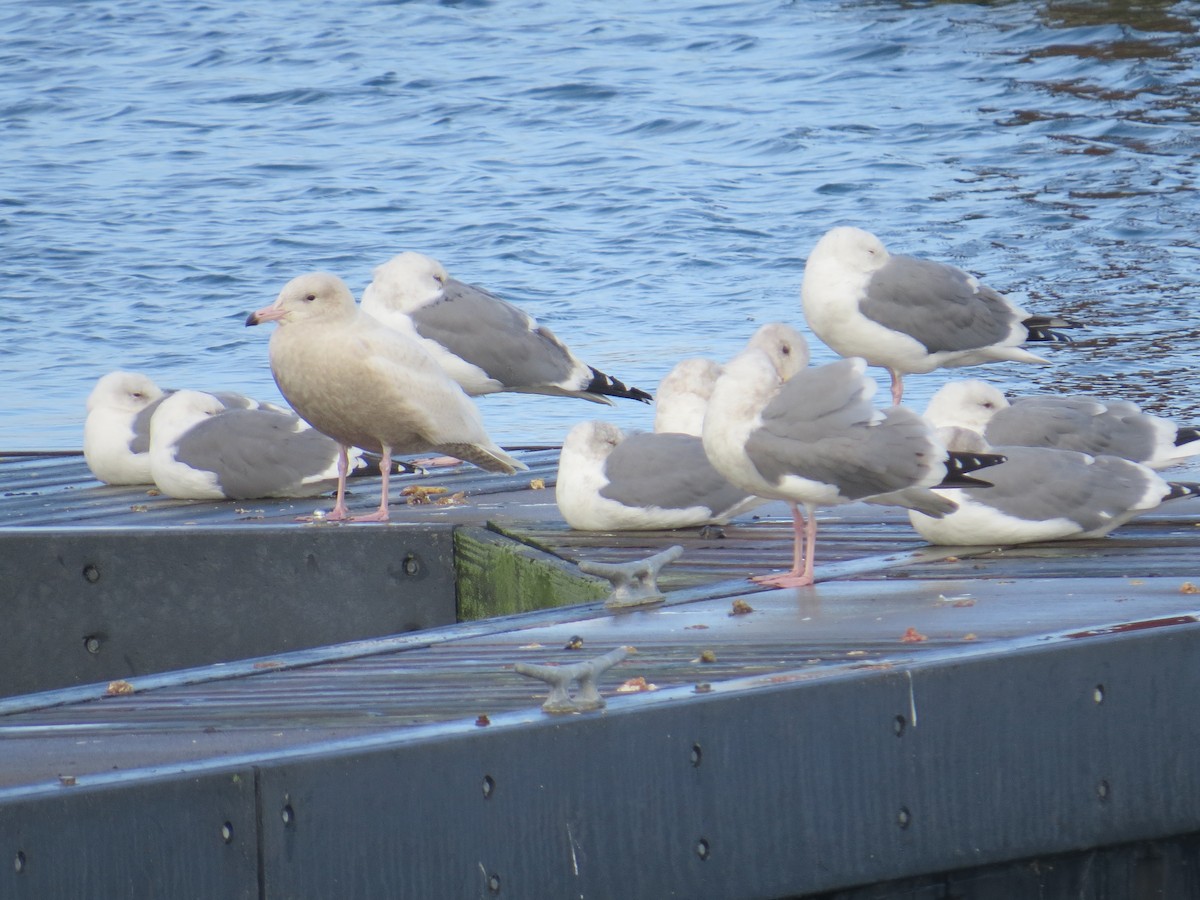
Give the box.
[245,272,525,522]
[925,379,1200,470]
[361,251,652,404]
[801,226,1074,405]
[702,323,1003,588]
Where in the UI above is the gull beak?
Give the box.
[246,303,286,326]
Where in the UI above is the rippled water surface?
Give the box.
[3,0,1199,450]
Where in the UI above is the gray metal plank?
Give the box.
[1,526,456,696]
[0,768,258,899]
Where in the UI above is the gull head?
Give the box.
[362,251,449,313]
[924,379,1010,431]
[246,272,356,327]
[87,371,164,414]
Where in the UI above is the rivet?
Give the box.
[83,564,100,584]
[695,838,711,861]
[221,822,234,844]
[690,744,702,767]
[1093,684,1105,704]
[13,851,26,874]
[84,636,102,654]
[694,682,712,694]
[281,804,295,826]
[897,807,911,829]
[894,715,907,737]
[482,775,495,799]
[1097,780,1110,802]
[403,555,420,577]
[487,873,501,893]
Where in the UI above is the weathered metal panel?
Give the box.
[0,526,455,696]
[0,768,258,899]
[246,622,1200,899]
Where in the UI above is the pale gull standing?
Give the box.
[83,371,287,486]
[556,421,763,531]
[360,251,653,404]
[246,272,526,522]
[149,390,370,500]
[908,428,1200,545]
[925,379,1200,470]
[801,226,1074,406]
[653,358,723,436]
[702,323,1003,588]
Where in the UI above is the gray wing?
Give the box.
[600,432,754,516]
[988,398,1158,462]
[961,446,1163,530]
[129,394,171,454]
[172,409,341,499]
[745,360,943,500]
[409,279,581,388]
[860,255,1017,352]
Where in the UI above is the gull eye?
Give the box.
[781,344,791,356]
[303,293,316,302]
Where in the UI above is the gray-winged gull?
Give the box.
[925,379,1200,470]
[701,323,1004,588]
[360,251,652,404]
[149,390,370,500]
[653,358,723,437]
[555,420,763,531]
[801,226,1074,405]
[84,371,286,486]
[245,271,526,522]
[908,428,1200,544]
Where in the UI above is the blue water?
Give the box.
[4,0,1200,451]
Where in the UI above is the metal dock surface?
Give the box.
[3,451,1200,898]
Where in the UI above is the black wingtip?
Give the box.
[939,450,1007,488]
[1175,426,1200,447]
[1165,482,1200,503]
[585,367,654,404]
[1023,315,1076,343]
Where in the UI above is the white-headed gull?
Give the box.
[909,427,1200,545]
[801,226,1074,405]
[84,371,284,485]
[149,389,368,500]
[556,420,763,531]
[361,251,652,404]
[925,379,1200,470]
[702,323,1003,588]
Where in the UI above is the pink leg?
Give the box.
[351,445,392,522]
[752,503,816,588]
[319,445,352,521]
[889,369,904,407]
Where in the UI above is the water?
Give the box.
[3,0,1200,452]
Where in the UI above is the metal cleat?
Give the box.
[514,645,633,713]
[579,545,684,609]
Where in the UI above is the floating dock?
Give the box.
[2,451,1199,898]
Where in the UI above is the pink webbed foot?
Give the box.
[751,571,815,588]
[349,509,390,523]
[412,455,462,469]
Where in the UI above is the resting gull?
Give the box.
[925,379,1200,470]
[360,251,652,404]
[801,226,1074,405]
[653,357,723,437]
[149,390,369,500]
[84,371,285,486]
[701,323,1003,588]
[908,428,1200,545]
[246,271,525,522]
[556,420,763,531]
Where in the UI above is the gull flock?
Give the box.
[83,227,1200,588]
